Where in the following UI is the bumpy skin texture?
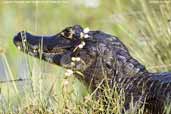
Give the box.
[13,25,171,114]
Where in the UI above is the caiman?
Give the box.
[13,25,171,114]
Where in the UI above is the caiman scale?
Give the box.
[13,25,171,114]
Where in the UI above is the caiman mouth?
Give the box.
[13,31,74,65]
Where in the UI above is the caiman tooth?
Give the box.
[17,46,21,50]
[33,49,37,53]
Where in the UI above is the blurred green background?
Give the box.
[0,0,171,113]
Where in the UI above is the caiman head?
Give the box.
[13,25,98,72]
[13,25,146,90]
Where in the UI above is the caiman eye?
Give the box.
[60,27,75,39]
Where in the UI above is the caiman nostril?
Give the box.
[13,32,22,46]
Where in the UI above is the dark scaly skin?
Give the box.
[13,25,171,114]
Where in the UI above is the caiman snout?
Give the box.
[13,31,43,51]
[13,29,79,66]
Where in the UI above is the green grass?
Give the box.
[0,0,171,113]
